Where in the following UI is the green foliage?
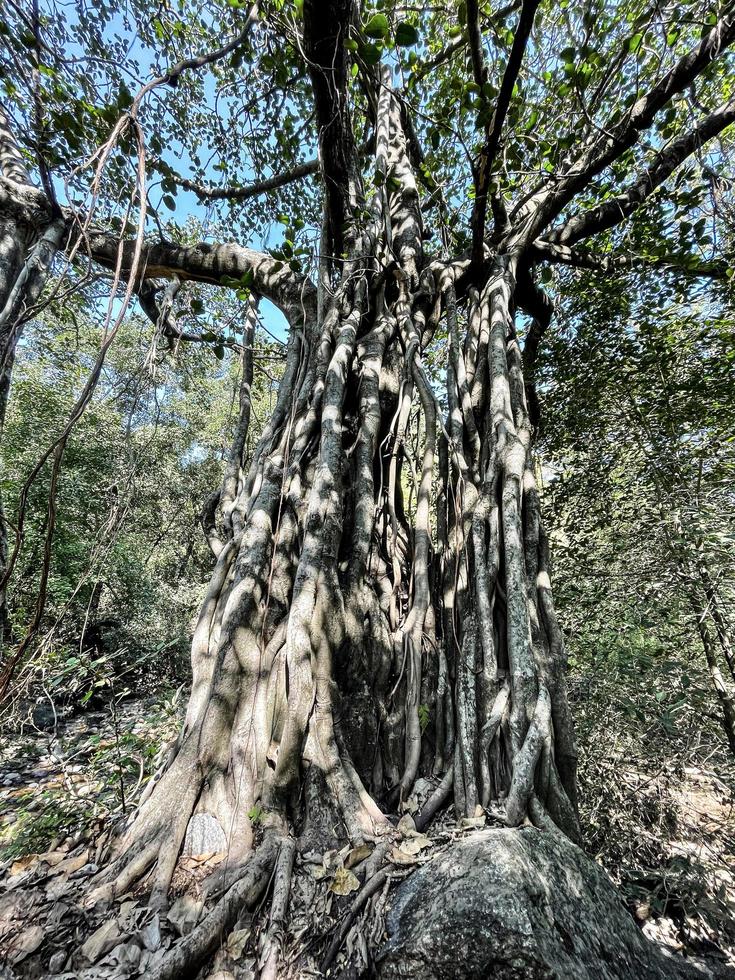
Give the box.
[0,687,183,859]
[1,286,283,707]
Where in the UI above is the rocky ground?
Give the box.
[0,696,734,977]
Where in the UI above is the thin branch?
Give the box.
[512,8,735,245]
[411,1,521,83]
[174,154,320,202]
[130,5,259,114]
[173,139,373,203]
[532,238,728,279]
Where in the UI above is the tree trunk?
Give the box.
[690,591,735,755]
[90,61,579,973]
[4,3,734,976]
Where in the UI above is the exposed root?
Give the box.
[149,834,280,980]
[321,866,391,974]
[258,836,296,980]
[415,766,454,832]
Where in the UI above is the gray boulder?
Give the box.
[376,827,719,979]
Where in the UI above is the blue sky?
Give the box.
[45,1,294,341]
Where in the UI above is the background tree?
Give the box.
[540,266,735,751]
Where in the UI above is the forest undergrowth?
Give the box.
[1,672,733,975]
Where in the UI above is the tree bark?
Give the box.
[690,592,735,755]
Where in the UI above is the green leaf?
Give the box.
[364,13,389,39]
[418,703,430,733]
[162,194,176,211]
[395,22,419,46]
[362,41,381,64]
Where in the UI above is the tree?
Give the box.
[538,268,735,751]
[0,301,274,706]
[0,0,734,974]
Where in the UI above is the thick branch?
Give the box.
[0,175,317,320]
[303,0,358,260]
[470,0,541,265]
[0,101,30,184]
[551,98,735,245]
[513,9,735,243]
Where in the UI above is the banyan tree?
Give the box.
[0,0,734,975]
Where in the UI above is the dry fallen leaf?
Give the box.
[168,894,202,936]
[399,834,431,855]
[226,926,251,959]
[81,919,120,964]
[345,843,372,869]
[109,941,141,971]
[389,847,418,866]
[401,796,419,814]
[50,850,89,877]
[39,849,67,867]
[330,866,360,896]
[397,814,416,836]
[10,854,38,877]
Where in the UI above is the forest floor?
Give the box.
[0,691,734,976]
